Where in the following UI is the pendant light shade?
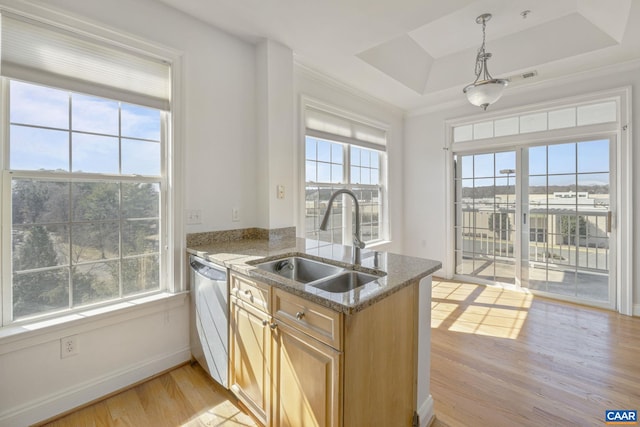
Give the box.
[463,14,508,110]
[464,79,507,109]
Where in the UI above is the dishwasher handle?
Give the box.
[190,256,227,281]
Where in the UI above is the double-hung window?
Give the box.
[303,105,387,246]
[1,12,173,325]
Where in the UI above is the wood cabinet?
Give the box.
[229,271,419,427]
[271,320,341,427]
[271,287,343,427]
[229,275,271,425]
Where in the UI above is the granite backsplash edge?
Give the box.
[186,226,296,247]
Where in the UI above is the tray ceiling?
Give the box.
[155,0,640,111]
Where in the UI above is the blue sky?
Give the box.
[460,139,610,187]
[305,136,380,185]
[9,80,161,176]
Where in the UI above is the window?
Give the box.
[447,88,632,314]
[1,12,173,325]
[303,104,387,246]
[453,100,617,142]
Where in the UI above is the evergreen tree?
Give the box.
[13,225,67,318]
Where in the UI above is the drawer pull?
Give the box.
[295,311,305,320]
[270,322,279,330]
[244,289,252,296]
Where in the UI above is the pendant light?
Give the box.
[463,13,508,110]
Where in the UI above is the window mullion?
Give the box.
[68,91,73,309]
[343,144,352,245]
[118,104,123,298]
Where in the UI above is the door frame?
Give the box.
[444,87,633,315]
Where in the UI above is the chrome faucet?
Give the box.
[319,189,365,265]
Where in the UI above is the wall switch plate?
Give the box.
[186,209,202,225]
[232,207,240,222]
[61,335,78,358]
[277,185,285,199]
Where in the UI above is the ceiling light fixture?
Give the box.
[463,13,508,110]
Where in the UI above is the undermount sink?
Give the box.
[310,271,384,293]
[255,256,345,283]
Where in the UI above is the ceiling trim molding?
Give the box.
[406,57,640,118]
[293,59,405,116]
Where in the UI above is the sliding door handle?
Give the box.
[606,211,612,233]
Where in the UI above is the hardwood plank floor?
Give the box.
[40,278,640,426]
[430,278,640,427]
[40,363,258,427]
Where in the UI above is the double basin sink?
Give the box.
[253,256,385,293]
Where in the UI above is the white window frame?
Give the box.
[0,4,185,329]
[298,96,389,247]
[444,87,633,315]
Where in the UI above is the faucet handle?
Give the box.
[353,234,366,249]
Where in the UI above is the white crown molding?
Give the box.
[407,57,640,118]
[294,59,405,117]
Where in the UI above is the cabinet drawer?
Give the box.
[272,288,342,350]
[230,273,270,312]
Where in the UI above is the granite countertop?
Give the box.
[187,237,441,314]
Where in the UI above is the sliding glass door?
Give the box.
[522,139,614,303]
[455,151,518,285]
[454,138,615,307]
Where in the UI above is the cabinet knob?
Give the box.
[269,322,278,330]
[244,289,252,296]
[295,311,305,320]
[262,319,269,327]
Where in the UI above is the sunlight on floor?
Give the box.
[432,279,533,339]
[180,402,256,427]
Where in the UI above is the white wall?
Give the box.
[403,62,640,310]
[0,296,189,426]
[0,0,259,424]
[36,0,260,233]
[256,40,296,230]
[294,66,406,254]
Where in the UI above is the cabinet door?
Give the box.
[229,297,270,425]
[271,321,341,427]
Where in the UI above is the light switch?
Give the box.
[277,185,285,199]
[186,209,202,225]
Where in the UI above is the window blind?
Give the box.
[305,107,386,151]
[1,11,171,110]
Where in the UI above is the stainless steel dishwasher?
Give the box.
[189,255,228,388]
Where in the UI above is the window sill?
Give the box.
[365,240,392,250]
[0,292,189,355]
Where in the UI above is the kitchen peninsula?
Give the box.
[187,230,441,427]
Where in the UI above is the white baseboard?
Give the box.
[634,304,640,317]
[417,394,435,427]
[0,346,191,427]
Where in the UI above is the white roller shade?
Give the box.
[1,12,171,110]
[305,107,386,151]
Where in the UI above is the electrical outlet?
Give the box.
[277,185,285,199]
[60,335,78,358]
[232,207,240,222]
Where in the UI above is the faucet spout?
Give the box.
[319,189,365,264]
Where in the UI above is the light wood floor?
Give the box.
[39,363,258,427]
[40,278,640,427]
[430,278,640,427]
